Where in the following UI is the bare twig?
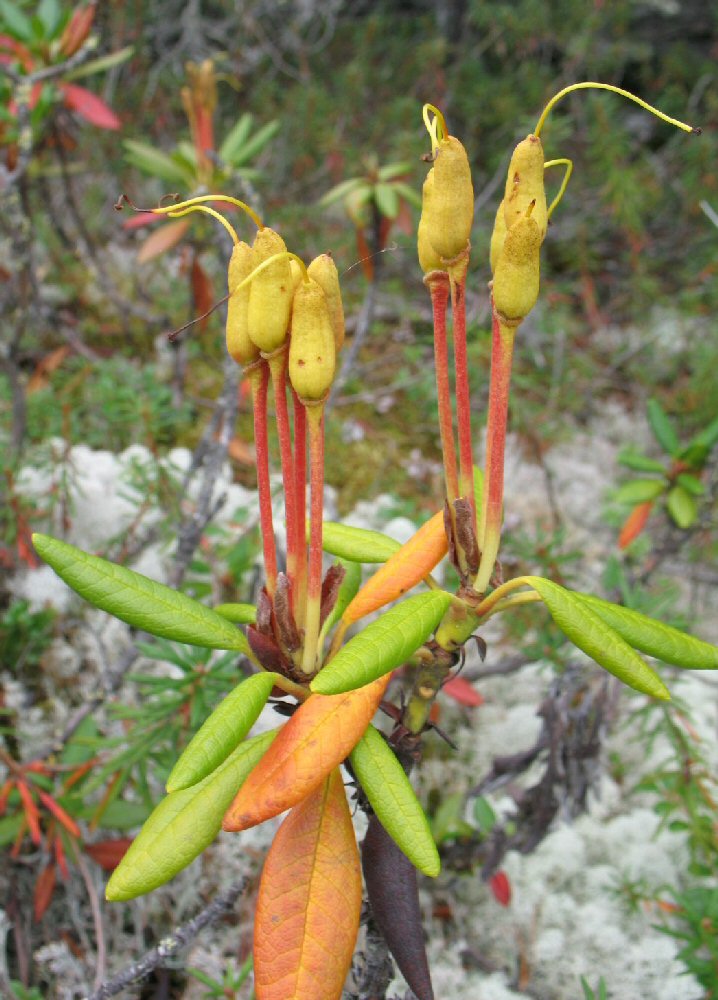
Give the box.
[85,879,248,1000]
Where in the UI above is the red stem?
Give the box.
[302,406,325,673]
[475,308,516,593]
[450,273,475,512]
[428,275,459,502]
[250,364,278,596]
[293,390,307,624]
[269,352,297,588]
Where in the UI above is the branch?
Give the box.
[85,879,248,1000]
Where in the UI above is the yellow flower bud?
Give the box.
[503,134,547,239]
[225,241,258,367]
[307,253,345,351]
[247,228,293,354]
[289,259,303,297]
[426,136,474,262]
[417,170,445,274]
[489,198,507,275]
[492,212,542,325]
[288,279,336,402]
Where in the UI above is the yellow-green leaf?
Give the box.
[311,590,452,696]
[321,522,401,563]
[350,726,439,877]
[106,730,276,901]
[32,533,249,653]
[167,672,280,792]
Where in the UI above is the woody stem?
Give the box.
[293,389,307,627]
[249,363,277,596]
[268,349,297,588]
[301,405,325,675]
[427,273,459,502]
[474,309,516,595]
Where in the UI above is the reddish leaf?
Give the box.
[34,863,57,921]
[254,769,362,1000]
[136,218,190,263]
[17,781,41,845]
[223,675,390,832]
[121,213,161,231]
[0,779,13,815]
[61,83,120,130]
[618,500,653,549]
[227,435,255,465]
[442,675,484,707]
[84,838,132,871]
[489,870,512,907]
[191,257,214,330]
[37,790,81,839]
[362,814,434,1000]
[59,3,97,58]
[54,835,69,879]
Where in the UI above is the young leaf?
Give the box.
[576,593,718,670]
[166,672,280,792]
[647,398,680,456]
[321,522,401,563]
[223,675,390,832]
[613,479,665,504]
[341,511,448,625]
[362,814,434,1000]
[32,533,251,653]
[311,590,452,696]
[106,730,275,901]
[666,485,697,528]
[213,602,257,624]
[254,769,362,1000]
[350,725,439,877]
[618,450,666,473]
[322,559,361,635]
[524,577,670,700]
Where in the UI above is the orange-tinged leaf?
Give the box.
[191,258,213,330]
[61,83,121,130]
[34,863,57,921]
[27,346,71,393]
[254,769,361,1000]
[54,834,69,879]
[341,511,447,625]
[137,218,190,263]
[227,435,255,465]
[17,781,41,844]
[84,837,132,871]
[443,675,484,707]
[37,790,81,839]
[618,500,653,549]
[223,675,390,832]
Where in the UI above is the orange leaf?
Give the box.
[442,675,484,707]
[17,781,41,845]
[223,675,389,832]
[227,435,255,465]
[137,218,190,263]
[34,863,57,921]
[84,837,132,871]
[37,790,81,839]
[254,769,361,1000]
[61,83,120,130]
[27,346,71,393]
[191,258,214,329]
[618,500,653,549]
[54,834,69,879]
[341,511,447,625]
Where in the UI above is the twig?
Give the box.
[73,848,107,990]
[85,879,248,1000]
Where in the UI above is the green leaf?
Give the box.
[676,473,704,497]
[525,577,670,700]
[166,671,279,792]
[350,725,439,877]
[64,46,134,81]
[374,182,400,220]
[666,486,697,529]
[0,1,33,41]
[37,0,60,34]
[318,177,364,208]
[473,796,497,832]
[323,559,362,634]
[377,162,413,181]
[123,140,192,186]
[97,799,151,831]
[617,450,666,474]
[686,413,718,455]
[430,791,473,844]
[228,119,280,168]
[613,479,665,504]
[311,590,453,695]
[0,813,23,847]
[218,112,253,163]
[213,603,257,624]
[106,730,276,900]
[576,593,718,670]
[32,533,251,653]
[321,521,401,563]
[647,398,680,456]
